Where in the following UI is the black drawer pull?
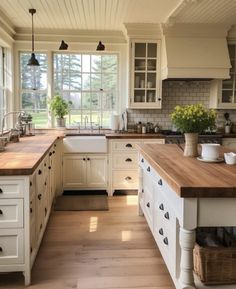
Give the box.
[125,158,132,162]
[0,188,2,193]
[44,182,47,186]
[0,209,3,215]
[30,181,32,187]
[159,203,164,211]
[38,194,42,200]
[146,202,150,208]
[38,169,42,175]
[30,247,33,253]
[48,166,51,170]
[83,158,86,161]
[141,158,144,163]
[158,179,162,186]
[53,151,55,154]
[141,189,144,193]
[159,228,164,235]
[163,237,168,245]
[164,212,169,220]
[49,152,52,156]
[147,166,151,172]
[44,163,47,167]
[87,158,90,161]
[30,208,33,213]
[54,144,56,147]
[126,143,132,148]
[0,247,2,252]
[125,176,132,181]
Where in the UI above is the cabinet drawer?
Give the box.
[0,229,24,264]
[112,141,140,151]
[0,199,23,229]
[112,153,138,169]
[112,171,138,189]
[0,179,24,198]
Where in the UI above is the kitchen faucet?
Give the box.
[1,111,24,137]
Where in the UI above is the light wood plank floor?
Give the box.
[0,196,175,289]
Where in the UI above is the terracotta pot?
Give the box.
[184,133,199,157]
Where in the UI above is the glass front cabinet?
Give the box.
[209,44,236,109]
[129,40,162,109]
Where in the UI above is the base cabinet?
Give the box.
[0,139,60,286]
[63,154,107,190]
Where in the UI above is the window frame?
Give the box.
[0,47,7,131]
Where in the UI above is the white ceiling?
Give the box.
[0,0,181,31]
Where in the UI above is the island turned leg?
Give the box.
[179,227,196,289]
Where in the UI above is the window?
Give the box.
[20,52,48,128]
[53,53,118,128]
[0,47,6,130]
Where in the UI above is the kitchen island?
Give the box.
[137,143,236,289]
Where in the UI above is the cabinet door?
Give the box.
[63,155,87,188]
[129,40,162,109]
[86,155,107,188]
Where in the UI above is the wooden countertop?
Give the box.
[0,134,62,176]
[137,143,236,198]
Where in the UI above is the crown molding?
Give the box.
[123,23,162,40]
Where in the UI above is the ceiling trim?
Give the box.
[123,23,162,40]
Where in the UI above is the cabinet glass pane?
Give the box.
[135,59,146,70]
[134,90,145,102]
[147,73,156,88]
[222,75,234,89]
[147,90,156,103]
[222,90,233,103]
[135,43,146,57]
[228,45,235,59]
[147,43,157,58]
[135,73,145,88]
[147,59,156,71]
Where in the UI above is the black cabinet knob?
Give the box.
[87,158,90,161]
[159,203,164,211]
[158,98,161,101]
[163,237,168,245]
[0,188,2,193]
[44,182,47,186]
[126,143,132,148]
[0,209,3,215]
[0,247,2,252]
[164,212,169,220]
[44,163,47,167]
[141,158,144,163]
[48,166,51,170]
[38,194,42,200]
[125,158,132,162]
[147,166,151,172]
[146,202,150,208]
[83,158,86,161]
[49,152,52,156]
[159,228,164,235]
[158,179,162,186]
[38,170,42,175]
[141,189,144,193]
[125,176,132,181]
[30,208,33,214]
[54,144,57,147]
[53,151,55,154]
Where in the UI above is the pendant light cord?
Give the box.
[31,12,34,52]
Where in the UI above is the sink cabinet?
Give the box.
[63,154,108,190]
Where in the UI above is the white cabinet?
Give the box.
[129,40,162,109]
[209,44,236,109]
[108,138,164,195]
[63,154,107,190]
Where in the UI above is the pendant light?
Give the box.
[59,40,68,50]
[96,41,105,51]
[28,8,39,66]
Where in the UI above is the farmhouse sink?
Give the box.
[63,135,107,153]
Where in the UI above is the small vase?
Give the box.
[184,133,199,157]
[56,117,66,127]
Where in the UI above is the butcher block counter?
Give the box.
[0,134,63,175]
[137,143,236,289]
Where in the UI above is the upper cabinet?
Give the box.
[129,40,162,109]
[209,44,236,109]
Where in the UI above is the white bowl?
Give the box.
[201,143,220,160]
[224,152,236,165]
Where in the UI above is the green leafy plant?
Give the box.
[171,104,216,133]
[48,95,72,118]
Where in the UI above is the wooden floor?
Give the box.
[1,196,175,289]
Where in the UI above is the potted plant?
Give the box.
[171,104,216,157]
[48,95,72,127]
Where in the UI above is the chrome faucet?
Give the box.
[1,111,24,137]
[84,116,89,129]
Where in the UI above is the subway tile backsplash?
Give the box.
[127,80,236,131]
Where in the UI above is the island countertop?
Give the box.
[0,134,63,175]
[137,143,236,198]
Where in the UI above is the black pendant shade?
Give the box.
[96,41,105,51]
[28,8,40,66]
[59,40,68,50]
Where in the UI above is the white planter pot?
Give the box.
[56,118,66,127]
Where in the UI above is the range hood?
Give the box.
[161,24,231,80]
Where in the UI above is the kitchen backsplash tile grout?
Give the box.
[127,81,236,130]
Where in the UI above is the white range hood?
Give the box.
[161,24,231,80]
